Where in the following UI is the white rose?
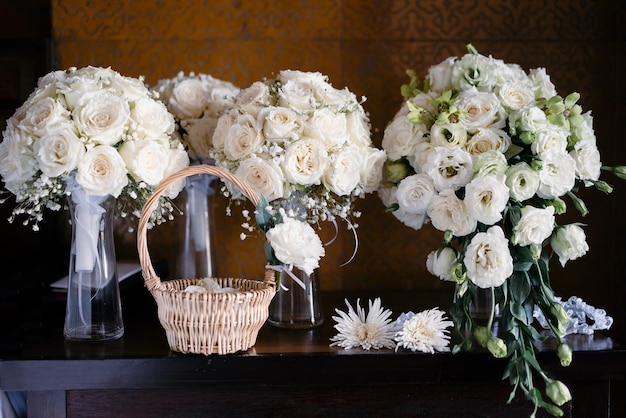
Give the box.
[396,173,435,214]
[130,97,175,140]
[212,110,237,152]
[72,92,130,145]
[422,146,473,192]
[317,84,355,109]
[259,106,302,142]
[537,152,577,199]
[359,147,386,193]
[303,107,348,148]
[465,127,511,156]
[282,138,328,186]
[109,72,151,102]
[235,155,284,202]
[529,68,557,99]
[34,124,85,178]
[278,69,327,86]
[551,224,589,267]
[426,56,456,93]
[570,139,601,185]
[426,247,457,281]
[412,141,435,173]
[168,78,208,119]
[76,145,128,197]
[161,146,190,199]
[464,174,509,225]
[506,162,540,201]
[346,110,372,147]
[382,114,427,161]
[430,123,468,148]
[0,124,37,193]
[472,150,508,177]
[181,116,218,161]
[454,88,505,133]
[464,226,514,289]
[19,96,70,137]
[118,139,170,186]
[223,114,263,160]
[235,81,271,117]
[531,125,568,156]
[497,79,535,110]
[513,205,555,246]
[427,189,477,236]
[266,216,325,275]
[278,79,316,112]
[323,147,361,196]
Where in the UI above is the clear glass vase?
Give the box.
[268,267,324,329]
[64,192,124,341]
[176,173,216,279]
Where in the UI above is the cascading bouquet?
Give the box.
[154,71,240,163]
[377,45,626,416]
[0,65,189,256]
[210,69,386,278]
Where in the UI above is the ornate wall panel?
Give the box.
[50,0,625,304]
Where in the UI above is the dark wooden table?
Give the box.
[0,274,624,418]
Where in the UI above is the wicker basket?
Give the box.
[137,165,276,355]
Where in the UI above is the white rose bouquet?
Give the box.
[0,66,190,232]
[211,69,386,278]
[379,45,626,416]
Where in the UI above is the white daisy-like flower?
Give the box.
[394,308,454,353]
[330,298,397,350]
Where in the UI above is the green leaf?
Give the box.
[510,272,531,304]
[511,303,529,325]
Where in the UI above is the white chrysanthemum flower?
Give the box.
[394,308,454,353]
[330,298,397,350]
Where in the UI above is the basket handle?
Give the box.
[137,164,261,291]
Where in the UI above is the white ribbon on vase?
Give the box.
[266,263,307,291]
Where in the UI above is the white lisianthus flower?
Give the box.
[235,155,285,202]
[472,149,508,177]
[181,117,218,161]
[430,123,468,148]
[513,205,555,246]
[381,114,427,161]
[396,173,436,214]
[427,189,477,236]
[393,208,429,230]
[426,56,456,93]
[282,138,328,186]
[266,216,325,275]
[412,141,435,172]
[531,125,569,156]
[304,107,349,148]
[551,224,589,267]
[76,145,128,197]
[394,309,454,353]
[464,174,509,225]
[506,162,540,201]
[323,147,362,196]
[72,92,130,146]
[572,111,596,145]
[528,67,557,99]
[570,139,602,186]
[426,247,457,281]
[450,52,499,92]
[537,151,577,199]
[330,298,397,350]
[464,225,514,289]
[454,88,505,133]
[223,114,263,160]
[34,124,85,178]
[258,106,302,142]
[497,79,535,110]
[465,127,511,156]
[509,106,548,137]
[118,139,170,186]
[422,146,473,192]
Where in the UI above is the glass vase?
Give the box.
[268,267,324,329]
[64,192,124,341]
[176,173,216,279]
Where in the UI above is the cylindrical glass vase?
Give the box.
[176,173,216,279]
[64,193,124,341]
[268,267,323,329]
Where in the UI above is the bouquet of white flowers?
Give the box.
[0,65,189,231]
[378,45,626,416]
[211,69,386,274]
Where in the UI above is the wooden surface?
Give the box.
[0,274,624,417]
